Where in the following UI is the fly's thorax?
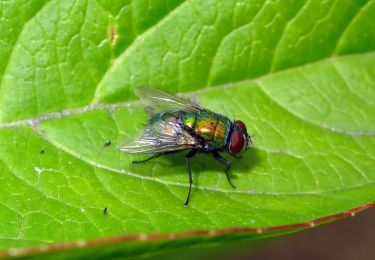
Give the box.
[214,119,228,144]
[181,111,231,149]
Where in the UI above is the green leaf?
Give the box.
[0,0,374,258]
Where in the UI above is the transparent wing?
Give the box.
[120,119,199,154]
[135,86,205,115]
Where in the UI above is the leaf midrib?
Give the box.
[1,51,374,137]
[1,50,373,195]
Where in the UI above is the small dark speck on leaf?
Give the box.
[104,141,112,147]
[103,207,108,215]
[109,25,118,45]
[40,149,45,154]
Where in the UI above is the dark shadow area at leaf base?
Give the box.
[145,207,375,260]
[130,147,261,180]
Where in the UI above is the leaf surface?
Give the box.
[0,0,374,257]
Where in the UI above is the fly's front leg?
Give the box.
[132,153,161,164]
[213,152,235,188]
[184,149,197,206]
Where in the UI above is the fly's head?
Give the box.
[227,120,252,157]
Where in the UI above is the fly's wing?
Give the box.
[120,118,199,154]
[135,86,205,115]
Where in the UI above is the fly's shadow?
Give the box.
[130,148,261,205]
[130,148,261,178]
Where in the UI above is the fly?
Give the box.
[120,87,253,206]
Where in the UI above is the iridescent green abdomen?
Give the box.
[148,110,231,151]
[181,111,231,150]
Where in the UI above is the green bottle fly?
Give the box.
[121,87,252,206]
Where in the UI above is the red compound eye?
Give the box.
[234,120,247,133]
[229,130,245,154]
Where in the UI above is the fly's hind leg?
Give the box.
[132,154,161,164]
[184,149,197,206]
[213,152,235,188]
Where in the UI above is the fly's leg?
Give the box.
[213,152,235,188]
[132,154,161,164]
[184,150,197,206]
